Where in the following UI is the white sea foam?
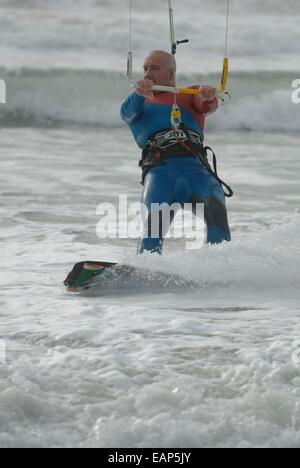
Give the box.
[0,126,299,447]
[121,214,300,293]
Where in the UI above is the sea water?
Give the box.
[0,0,300,448]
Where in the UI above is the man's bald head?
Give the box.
[147,50,177,73]
[143,50,177,87]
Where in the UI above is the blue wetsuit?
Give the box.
[121,91,231,254]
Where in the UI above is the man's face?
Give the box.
[143,53,174,86]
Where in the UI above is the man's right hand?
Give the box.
[136,79,154,100]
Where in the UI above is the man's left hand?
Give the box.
[197,86,217,102]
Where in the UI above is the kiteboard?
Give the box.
[64,261,122,292]
[64,260,198,293]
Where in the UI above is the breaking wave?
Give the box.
[0,67,299,132]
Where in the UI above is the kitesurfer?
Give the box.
[121,50,231,254]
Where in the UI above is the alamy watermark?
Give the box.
[0,340,6,365]
[96,195,205,249]
[291,79,300,104]
[0,78,6,104]
[292,339,300,365]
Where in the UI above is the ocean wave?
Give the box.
[0,68,299,132]
[208,90,300,133]
[0,0,299,73]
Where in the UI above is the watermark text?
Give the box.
[292,339,300,365]
[0,79,6,104]
[0,340,6,365]
[291,79,300,104]
[96,195,204,249]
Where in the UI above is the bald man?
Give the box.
[121,50,231,255]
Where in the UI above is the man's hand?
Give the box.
[197,86,217,102]
[136,79,154,100]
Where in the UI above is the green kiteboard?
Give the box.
[64,260,198,293]
[64,261,118,292]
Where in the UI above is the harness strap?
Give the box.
[179,124,234,198]
[139,127,234,198]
